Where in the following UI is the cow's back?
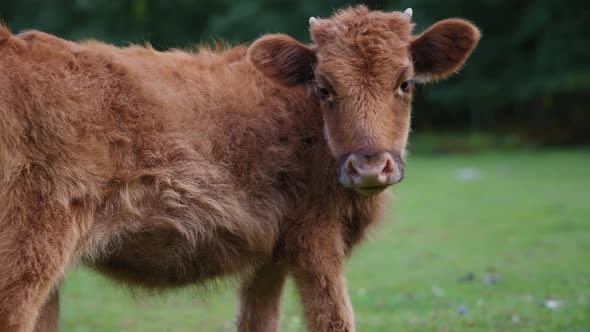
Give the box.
[0,29,118,201]
[0,29,312,285]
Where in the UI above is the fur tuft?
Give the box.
[0,24,11,43]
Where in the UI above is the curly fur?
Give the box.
[0,6,479,332]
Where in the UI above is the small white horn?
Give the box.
[309,17,318,26]
[403,8,413,19]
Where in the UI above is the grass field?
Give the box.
[60,149,590,331]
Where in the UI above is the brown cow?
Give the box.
[0,6,479,332]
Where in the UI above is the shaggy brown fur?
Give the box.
[0,6,479,332]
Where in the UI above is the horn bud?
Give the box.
[403,8,413,19]
[309,17,318,26]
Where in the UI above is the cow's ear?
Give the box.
[411,19,480,82]
[248,34,315,86]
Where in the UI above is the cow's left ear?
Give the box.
[247,34,315,86]
[411,19,480,82]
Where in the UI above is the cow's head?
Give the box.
[248,6,480,195]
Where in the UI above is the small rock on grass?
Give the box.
[482,271,500,284]
[542,299,563,309]
[511,314,520,324]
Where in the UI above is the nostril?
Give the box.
[381,157,395,176]
[345,157,359,178]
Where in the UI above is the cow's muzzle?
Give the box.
[338,151,404,195]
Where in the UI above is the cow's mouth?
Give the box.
[352,185,391,195]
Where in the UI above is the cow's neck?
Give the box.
[283,91,388,248]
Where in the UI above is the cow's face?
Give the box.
[248,6,479,195]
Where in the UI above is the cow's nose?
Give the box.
[342,152,401,192]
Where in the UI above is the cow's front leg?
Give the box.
[0,180,80,332]
[236,262,288,332]
[289,224,355,332]
[33,288,60,332]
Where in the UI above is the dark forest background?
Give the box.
[1,0,589,147]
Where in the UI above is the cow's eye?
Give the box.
[318,87,331,99]
[317,85,335,106]
[400,80,413,94]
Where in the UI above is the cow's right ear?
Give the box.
[247,34,315,86]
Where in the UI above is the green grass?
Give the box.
[61,149,590,331]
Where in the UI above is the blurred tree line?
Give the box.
[1,0,589,145]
